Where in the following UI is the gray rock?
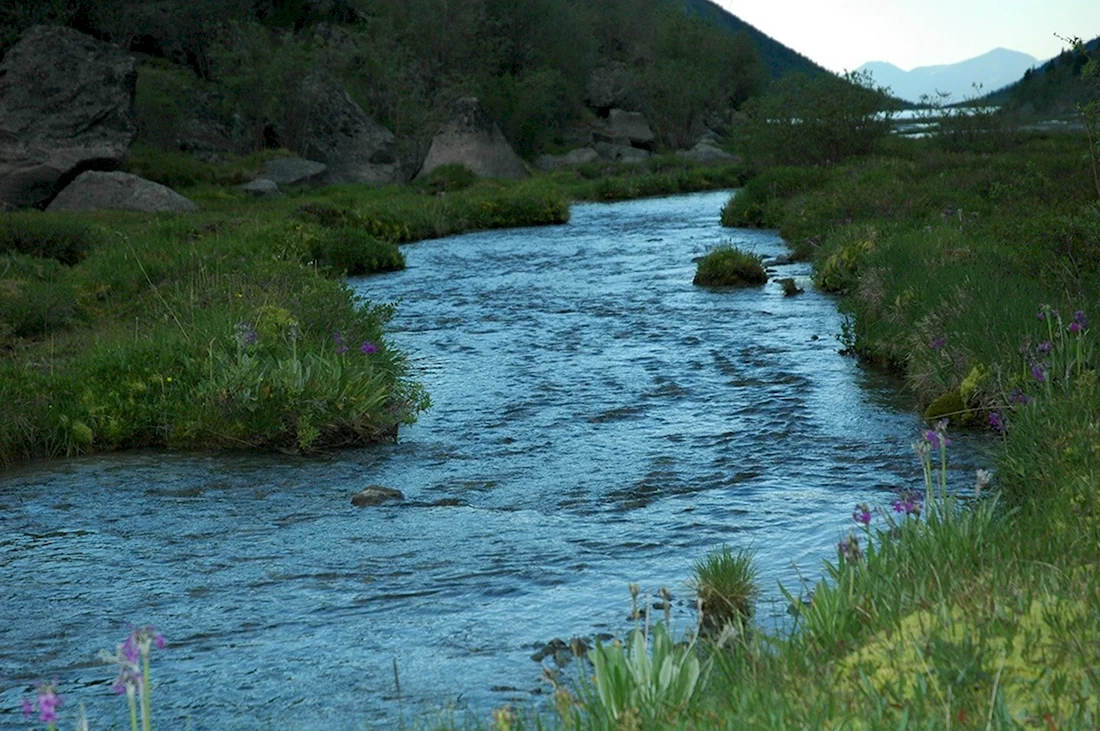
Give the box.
[585,62,638,114]
[593,142,651,164]
[676,142,740,165]
[534,147,600,171]
[237,178,283,198]
[417,97,528,180]
[47,172,196,213]
[299,72,401,187]
[0,26,137,209]
[351,485,405,507]
[607,109,655,150]
[261,157,328,187]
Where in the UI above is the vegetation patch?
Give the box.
[692,244,766,286]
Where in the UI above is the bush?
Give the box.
[693,245,766,286]
[414,164,479,195]
[0,213,100,264]
[742,70,894,166]
[721,166,828,228]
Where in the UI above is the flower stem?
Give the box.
[141,653,152,731]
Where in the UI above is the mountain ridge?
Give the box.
[856,47,1037,103]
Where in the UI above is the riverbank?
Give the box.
[0,159,745,467]
[545,132,1098,727]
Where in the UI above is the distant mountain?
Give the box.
[680,0,830,79]
[856,48,1038,103]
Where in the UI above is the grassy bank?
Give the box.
[533,132,1099,728]
[0,158,746,467]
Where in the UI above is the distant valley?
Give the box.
[857,48,1037,103]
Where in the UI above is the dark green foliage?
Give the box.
[0,213,100,264]
[414,164,479,195]
[721,166,828,228]
[693,244,766,286]
[0,254,78,341]
[307,228,405,276]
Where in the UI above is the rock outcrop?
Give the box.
[261,157,329,188]
[351,485,405,507]
[585,62,638,114]
[299,73,401,187]
[0,26,137,210]
[417,97,529,180]
[47,171,196,213]
[237,178,282,198]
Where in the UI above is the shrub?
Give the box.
[692,546,759,632]
[693,245,766,286]
[415,164,479,195]
[0,213,100,264]
[308,228,405,275]
[742,70,894,166]
[721,166,829,228]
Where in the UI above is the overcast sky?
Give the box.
[715,0,1100,72]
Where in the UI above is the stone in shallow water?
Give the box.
[351,485,404,507]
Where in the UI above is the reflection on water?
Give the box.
[0,191,988,729]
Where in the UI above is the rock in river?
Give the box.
[351,486,405,507]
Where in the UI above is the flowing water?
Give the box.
[0,191,986,729]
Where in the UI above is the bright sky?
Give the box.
[714,0,1100,72]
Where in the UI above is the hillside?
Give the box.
[856,48,1037,104]
[0,0,781,161]
[986,35,1100,113]
[681,0,829,79]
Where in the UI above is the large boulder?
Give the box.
[298,73,401,187]
[606,109,655,150]
[417,97,529,180]
[0,26,137,210]
[585,62,639,114]
[676,142,740,165]
[47,171,196,213]
[261,157,328,188]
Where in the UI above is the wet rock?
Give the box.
[417,97,528,180]
[777,277,803,296]
[47,172,196,213]
[593,141,650,164]
[429,497,466,507]
[0,26,137,209]
[351,485,405,507]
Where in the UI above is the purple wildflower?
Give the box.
[1069,321,1081,334]
[1074,310,1087,327]
[838,534,862,564]
[892,491,922,517]
[925,427,951,450]
[1036,340,1053,355]
[1009,388,1030,405]
[234,322,257,348]
[930,337,946,350]
[29,680,63,725]
[361,341,378,355]
[333,330,344,345]
[1037,308,1047,321]
[989,410,1005,433]
[122,634,140,665]
[1031,362,1047,382]
[852,503,872,525]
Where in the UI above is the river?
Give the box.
[0,190,985,729]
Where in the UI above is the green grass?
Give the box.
[692,546,759,632]
[692,245,767,287]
